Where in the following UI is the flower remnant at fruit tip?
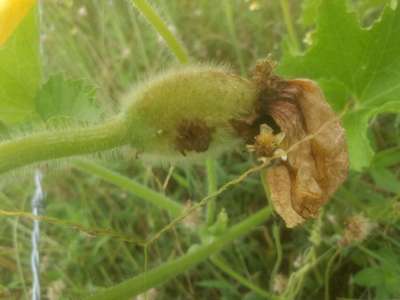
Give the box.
[243,60,349,228]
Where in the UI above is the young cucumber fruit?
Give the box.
[0,65,259,174]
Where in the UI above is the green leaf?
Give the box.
[372,147,400,167]
[278,0,400,171]
[370,167,400,194]
[0,6,41,125]
[353,266,384,287]
[300,0,320,27]
[35,75,102,123]
[317,78,351,112]
[196,279,240,296]
[354,248,400,297]
[355,264,400,297]
[342,109,375,170]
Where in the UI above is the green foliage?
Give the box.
[372,146,400,167]
[278,0,400,170]
[35,75,101,123]
[0,6,41,125]
[299,0,319,27]
[0,1,399,300]
[370,166,400,193]
[353,248,400,299]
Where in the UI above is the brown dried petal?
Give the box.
[265,79,348,227]
[291,80,348,198]
[265,165,305,228]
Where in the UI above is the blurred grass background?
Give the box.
[1,0,399,299]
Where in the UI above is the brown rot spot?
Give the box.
[175,118,215,155]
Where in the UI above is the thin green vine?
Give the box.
[210,255,277,299]
[206,158,218,226]
[130,0,189,64]
[72,159,183,217]
[279,0,300,53]
[270,223,283,289]
[86,206,273,300]
[222,0,245,74]
[324,248,341,300]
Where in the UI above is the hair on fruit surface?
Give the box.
[122,64,259,162]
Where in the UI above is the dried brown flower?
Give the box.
[251,60,349,227]
[339,214,376,246]
[247,124,285,158]
[272,273,288,295]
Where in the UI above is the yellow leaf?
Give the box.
[0,0,36,46]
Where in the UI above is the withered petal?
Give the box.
[264,79,348,227]
[264,165,305,228]
[289,80,349,200]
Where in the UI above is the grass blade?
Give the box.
[86,206,272,300]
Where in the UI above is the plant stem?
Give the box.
[222,0,245,75]
[73,159,183,217]
[206,158,217,226]
[270,223,283,288]
[75,160,276,295]
[86,206,273,300]
[210,255,277,299]
[324,248,340,300]
[0,117,127,175]
[130,0,189,64]
[279,0,300,53]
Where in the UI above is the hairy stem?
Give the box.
[279,0,300,53]
[77,160,279,294]
[130,0,189,64]
[0,117,127,174]
[73,159,183,217]
[222,0,245,74]
[86,206,273,300]
[210,255,277,299]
